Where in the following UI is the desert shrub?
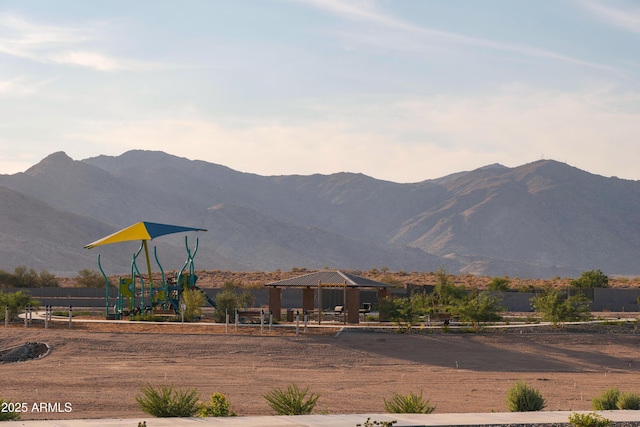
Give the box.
[488,276,510,291]
[569,412,612,427]
[75,269,105,288]
[263,384,319,415]
[454,290,505,324]
[379,295,425,331]
[199,392,236,417]
[592,387,620,410]
[379,275,404,287]
[433,267,467,307]
[571,269,609,289]
[214,280,254,322]
[383,390,435,414]
[180,288,205,321]
[0,290,40,321]
[530,288,591,324]
[135,384,201,417]
[505,381,546,412]
[616,391,640,409]
[0,399,20,421]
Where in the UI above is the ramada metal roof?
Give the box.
[265,270,390,288]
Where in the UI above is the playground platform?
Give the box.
[4,411,640,426]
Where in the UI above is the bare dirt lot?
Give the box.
[2,321,640,420]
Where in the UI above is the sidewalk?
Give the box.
[4,411,640,427]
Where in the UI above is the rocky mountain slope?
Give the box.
[1,150,639,278]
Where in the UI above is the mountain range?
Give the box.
[1,150,639,279]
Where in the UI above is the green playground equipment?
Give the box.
[86,221,210,319]
[97,235,216,319]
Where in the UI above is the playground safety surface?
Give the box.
[2,321,640,421]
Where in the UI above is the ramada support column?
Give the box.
[346,288,360,324]
[268,287,282,321]
[302,287,315,316]
[377,288,389,322]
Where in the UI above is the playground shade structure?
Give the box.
[84,221,207,249]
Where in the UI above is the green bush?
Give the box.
[75,269,105,288]
[488,277,510,291]
[199,392,236,417]
[383,390,435,414]
[180,288,205,321]
[263,384,319,415]
[571,269,609,289]
[568,412,612,427]
[505,381,546,412]
[454,290,505,324]
[616,391,640,410]
[0,290,40,321]
[0,399,20,421]
[135,384,201,417]
[530,288,591,324]
[592,387,620,410]
[214,281,254,323]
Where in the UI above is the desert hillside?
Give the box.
[57,269,640,290]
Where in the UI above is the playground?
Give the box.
[84,221,216,320]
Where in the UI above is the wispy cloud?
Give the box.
[582,0,640,33]
[297,0,619,73]
[0,12,155,72]
[0,76,49,95]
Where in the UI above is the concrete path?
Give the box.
[3,411,640,426]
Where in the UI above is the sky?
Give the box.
[1,0,639,183]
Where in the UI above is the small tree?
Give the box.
[379,292,432,331]
[383,390,436,414]
[571,269,609,289]
[505,381,546,412]
[263,384,319,415]
[199,392,236,417]
[180,288,205,321]
[530,288,591,325]
[488,277,510,291]
[12,266,39,287]
[76,269,105,288]
[455,290,505,324]
[136,384,201,417]
[0,290,40,321]
[214,281,254,322]
[37,270,59,287]
[0,270,13,288]
[433,267,467,308]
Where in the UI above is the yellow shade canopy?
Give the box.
[85,221,207,249]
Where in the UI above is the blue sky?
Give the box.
[1,0,639,183]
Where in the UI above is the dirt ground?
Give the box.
[2,321,640,420]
